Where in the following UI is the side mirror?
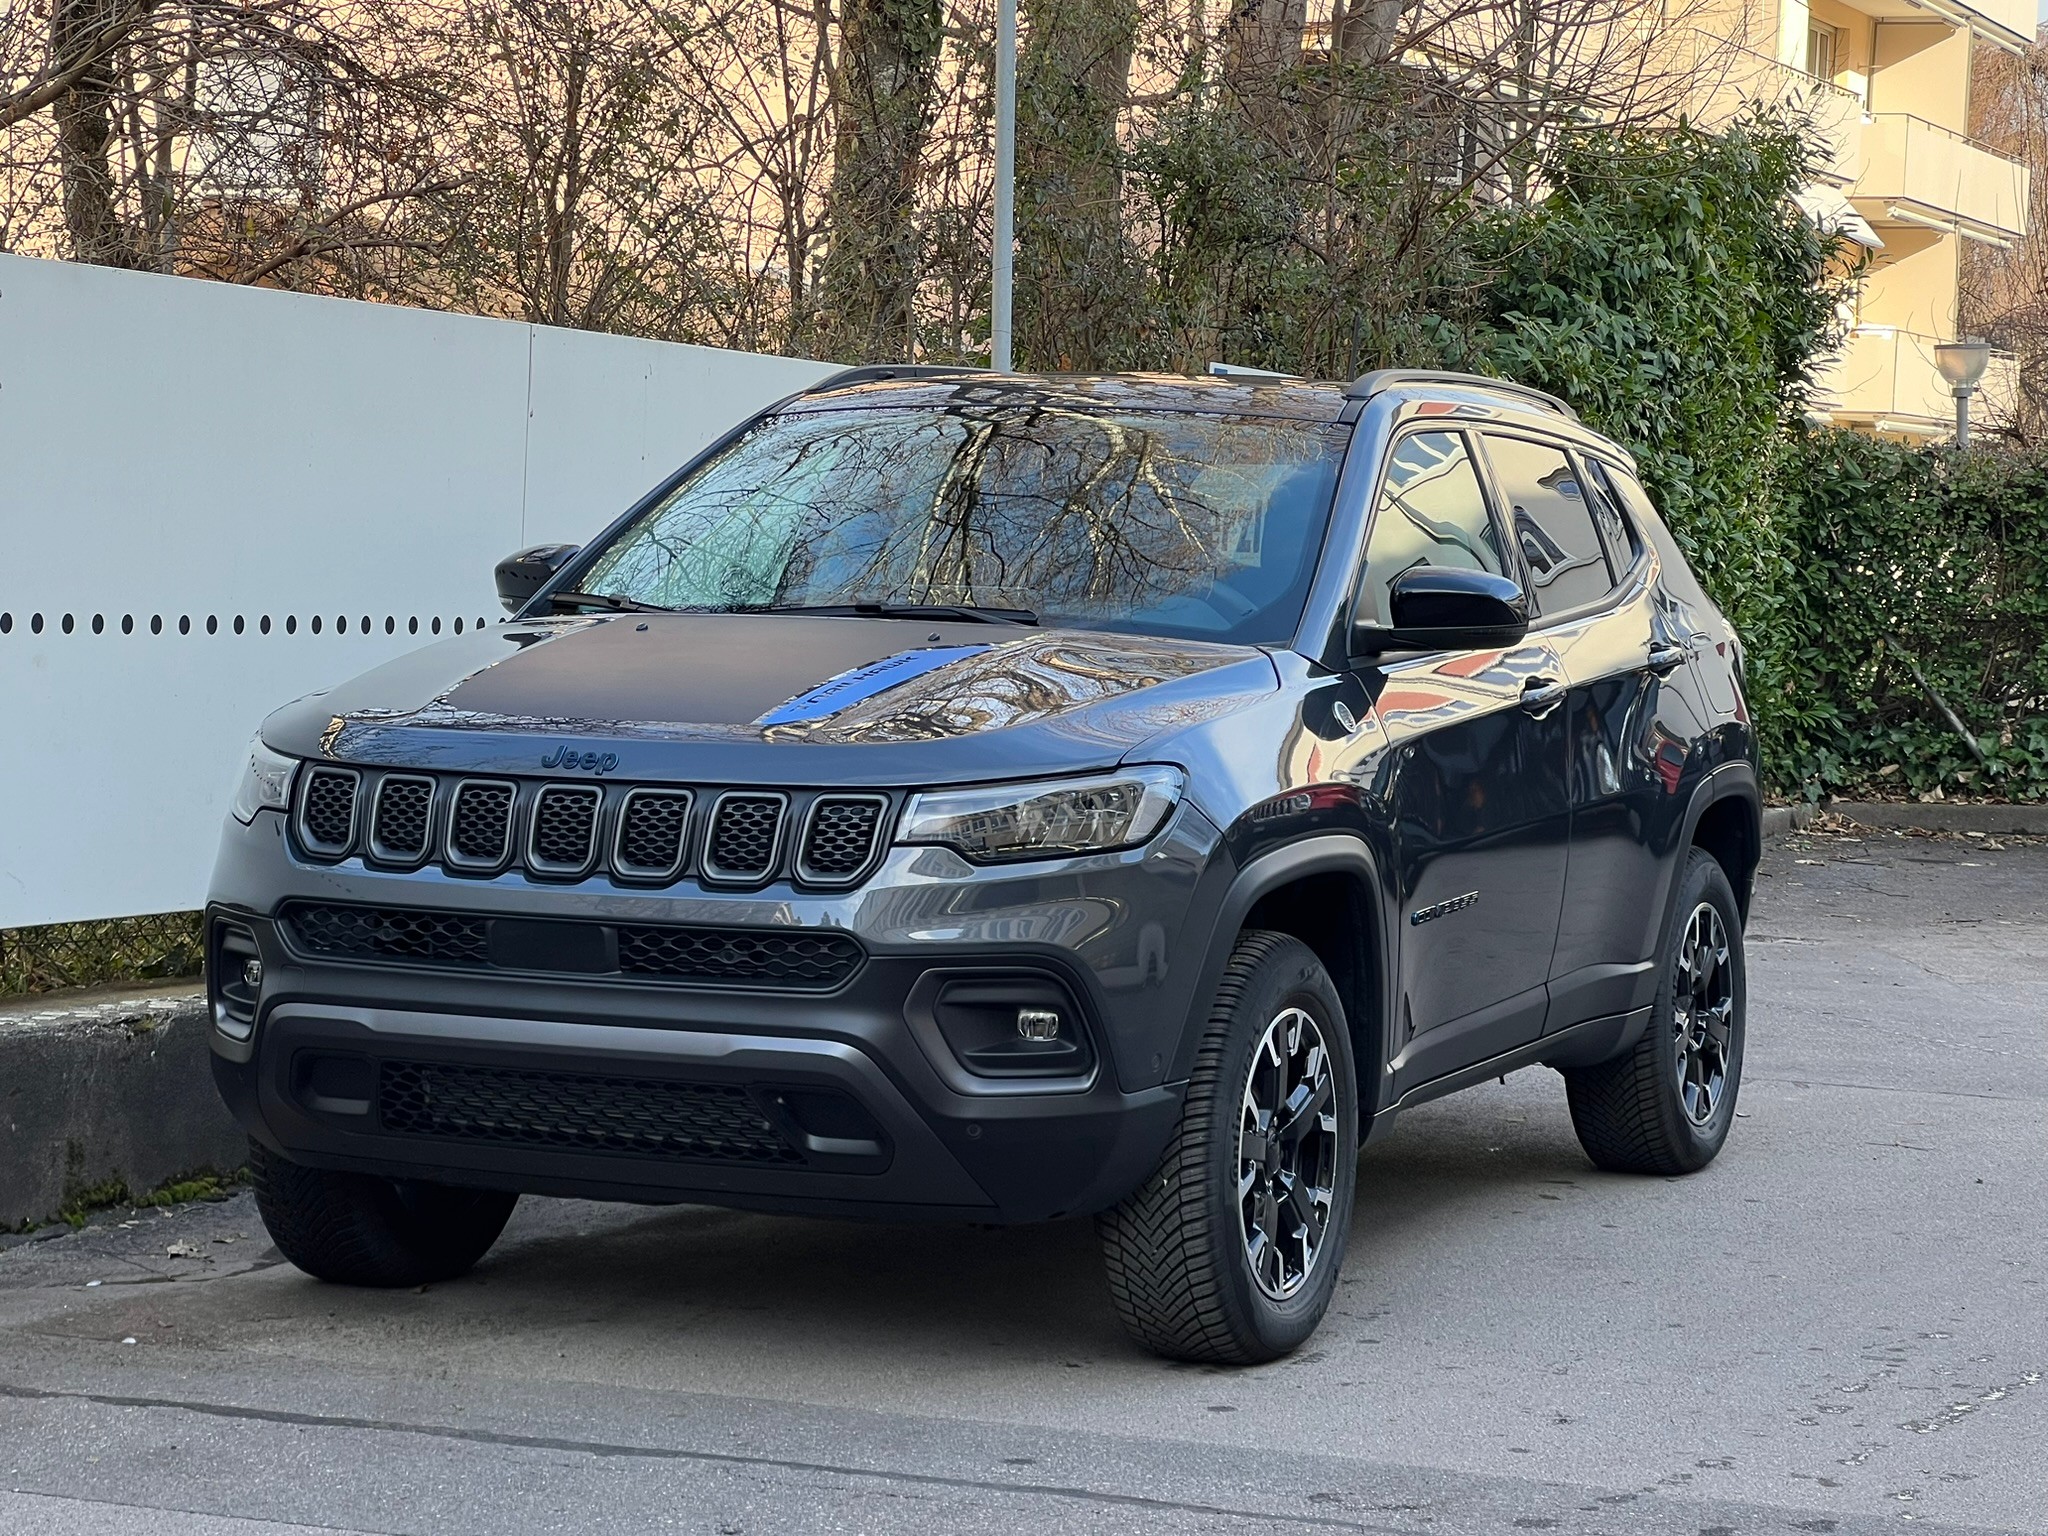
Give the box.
[495,544,579,613]
[1352,567,1529,656]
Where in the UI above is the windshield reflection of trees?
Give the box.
[584,400,1339,634]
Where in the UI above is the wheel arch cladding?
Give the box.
[1239,867,1382,1122]
[1690,793,1759,923]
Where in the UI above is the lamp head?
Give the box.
[1935,338,1992,390]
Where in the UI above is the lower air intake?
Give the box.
[377,1060,801,1164]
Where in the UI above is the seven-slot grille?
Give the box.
[447,780,516,868]
[799,796,888,883]
[297,767,359,854]
[528,784,601,875]
[368,775,434,863]
[705,793,787,882]
[291,771,888,889]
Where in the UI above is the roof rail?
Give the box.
[1346,369,1579,422]
[805,364,986,393]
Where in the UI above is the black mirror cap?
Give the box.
[1353,566,1530,656]
[495,544,580,613]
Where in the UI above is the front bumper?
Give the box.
[206,804,1228,1222]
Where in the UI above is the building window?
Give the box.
[1806,22,1843,83]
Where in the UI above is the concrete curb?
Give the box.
[1760,804,1817,839]
[1,983,243,1229]
[1826,800,2048,836]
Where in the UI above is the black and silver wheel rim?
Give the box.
[1237,1007,1339,1301]
[1672,902,1735,1125]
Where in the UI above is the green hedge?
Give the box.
[1767,434,2048,801]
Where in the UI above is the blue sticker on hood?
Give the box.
[755,645,993,727]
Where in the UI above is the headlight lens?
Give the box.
[898,766,1184,864]
[230,738,299,824]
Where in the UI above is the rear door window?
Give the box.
[1482,434,1613,616]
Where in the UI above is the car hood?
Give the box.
[263,614,1280,787]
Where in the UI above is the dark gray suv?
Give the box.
[209,367,1759,1363]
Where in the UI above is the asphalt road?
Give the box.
[3,830,2043,1536]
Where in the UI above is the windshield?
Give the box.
[571,403,1348,644]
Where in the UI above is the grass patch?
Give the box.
[50,1167,247,1230]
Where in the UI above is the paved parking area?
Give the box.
[3,831,2043,1535]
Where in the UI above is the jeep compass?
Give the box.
[209,367,1758,1363]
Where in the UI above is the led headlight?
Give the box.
[898,766,1184,864]
[230,737,299,824]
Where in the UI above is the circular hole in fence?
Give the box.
[150,615,163,635]
[311,615,322,635]
[260,616,272,635]
[92,614,105,634]
[179,615,191,635]
[431,617,442,634]
[31,613,45,634]
[207,615,218,635]
[61,613,75,634]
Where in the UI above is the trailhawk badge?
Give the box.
[1410,891,1478,926]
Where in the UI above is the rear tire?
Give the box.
[1564,848,1745,1175]
[1097,931,1358,1364]
[250,1140,517,1286]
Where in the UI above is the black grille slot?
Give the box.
[286,902,490,965]
[706,793,786,880]
[298,768,358,854]
[528,784,600,874]
[448,780,515,867]
[368,775,433,862]
[799,796,886,882]
[614,789,693,880]
[378,1061,801,1164]
[618,925,863,988]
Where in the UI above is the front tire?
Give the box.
[1097,931,1358,1364]
[250,1140,518,1287]
[1564,848,1746,1175]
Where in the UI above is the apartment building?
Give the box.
[1698,0,2034,435]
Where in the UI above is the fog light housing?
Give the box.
[208,919,263,1041]
[913,974,1093,1080]
[242,958,265,989]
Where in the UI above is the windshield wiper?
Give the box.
[546,590,674,614]
[734,602,1039,626]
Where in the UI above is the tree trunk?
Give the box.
[50,0,143,267]
[818,0,943,362]
[1016,0,1138,370]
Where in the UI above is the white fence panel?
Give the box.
[0,253,832,927]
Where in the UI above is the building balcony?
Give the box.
[1818,326,2021,434]
[1685,40,1865,185]
[1822,0,2034,53]
[1850,113,2030,246]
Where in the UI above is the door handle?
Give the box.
[1520,677,1566,715]
[1647,642,1689,674]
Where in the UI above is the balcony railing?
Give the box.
[1684,37,1864,185]
[1819,327,2021,432]
[1852,113,2030,243]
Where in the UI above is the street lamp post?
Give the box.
[1934,338,1991,449]
[990,0,1016,373]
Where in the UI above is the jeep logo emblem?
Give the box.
[540,746,619,775]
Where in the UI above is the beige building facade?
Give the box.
[1696,0,2034,434]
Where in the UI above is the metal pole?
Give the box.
[991,0,1016,373]
[1954,386,1972,450]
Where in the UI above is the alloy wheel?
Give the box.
[1672,902,1735,1125]
[1237,1006,1340,1300]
